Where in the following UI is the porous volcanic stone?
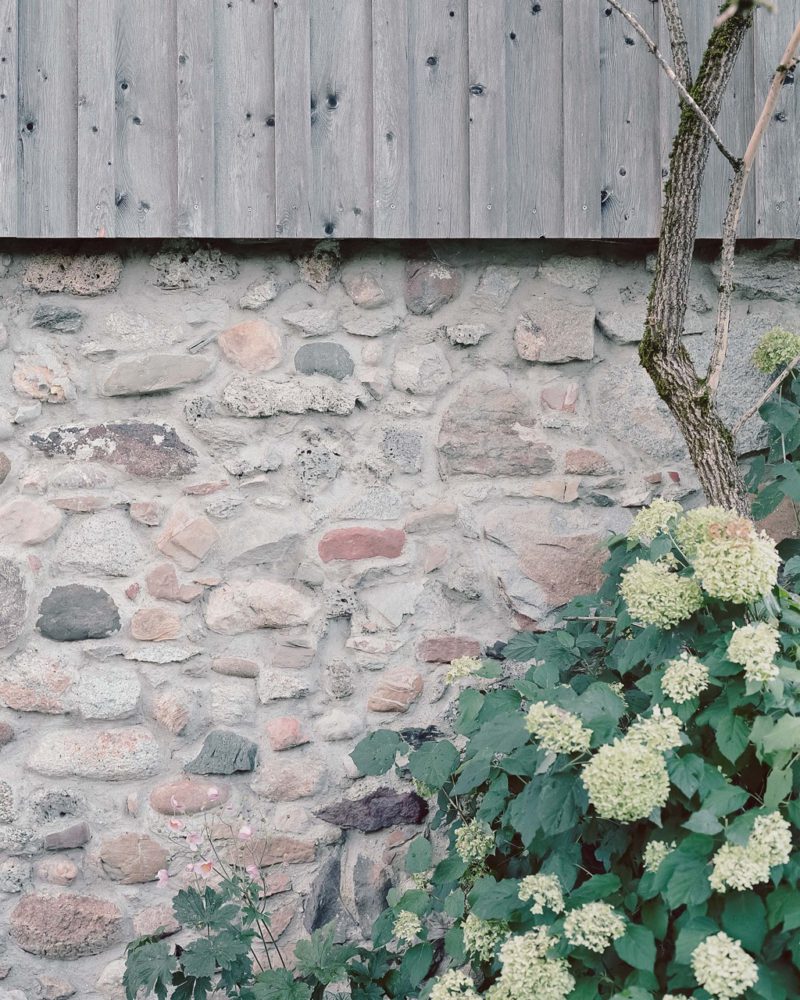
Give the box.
[101,354,213,396]
[10,893,122,958]
[30,422,197,479]
[315,788,428,832]
[222,376,358,418]
[23,253,122,296]
[294,342,354,381]
[185,731,259,775]
[31,304,84,333]
[37,585,120,642]
[99,833,168,884]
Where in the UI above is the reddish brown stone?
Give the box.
[149,777,230,815]
[218,320,283,372]
[182,480,229,496]
[130,501,162,526]
[145,564,203,603]
[265,717,309,752]
[49,495,110,513]
[540,382,579,413]
[367,669,423,713]
[564,448,611,476]
[10,893,122,958]
[758,496,800,543]
[318,527,405,563]
[99,833,169,884]
[125,583,140,601]
[212,656,260,678]
[131,608,182,642]
[43,822,91,851]
[416,637,481,663]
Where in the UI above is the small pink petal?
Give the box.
[207,787,220,801]
[238,825,253,841]
[168,818,184,831]
[156,869,170,885]
[246,864,260,878]
[194,860,214,878]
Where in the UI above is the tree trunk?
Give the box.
[641,13,752,516]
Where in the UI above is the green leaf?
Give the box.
[253,970,312,1000]
[570,873,621,904]
[405,837,432,874]
[465,714,529,758]
[614,924,655,972]
[455,688,484,735]
[399,942,433,987]
[763,715,800,754]
[537,775,586,836]
[173,887,239,931]
[682,809,723,835]
[722,892,766,953]
[502,631,541,661]
[767,886,800,932]
[716,714,750,763]
[407,740,460,789]
[444,889,465,919]
[444,925,465,965]
[294,922,358,985]
[467,877,522,920]
[508,779,541,846]
[124,939,177,1000]
[673,916,718,965]
[452,755,492,794]
[667,754,705,797]
[350,730,403,776]
[651,846,711,908]
[764,765,793,809]
[180,940,217,980]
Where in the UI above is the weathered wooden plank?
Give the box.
[177,0,215,237]
[18,0,78,237]
[372,0,410,237]
[214,0,274,238]
[563,0,601,238]
[754,0,800,238]
[274,0,312,236]
[408,0,469,238]
[309,0,372,237]
[599,0,661,237]
[115,0,178,237]
[506,0,564,238]
[77,0,115,237]
[468,0,507,237]
[0,0,17,236]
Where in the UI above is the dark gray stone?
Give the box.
[405,261,462,315]
[303,850,345,933]
[43,822,91,851]
[37,585,120,642]
[353,854,392,936]
[315,788,428,832]
[30,422,197,479]
[184,731,258,775]
[0,452,10,484]
[0,559,27,649]
[294,342,354,381]
[31,304,84,334]
[399,726,445,749]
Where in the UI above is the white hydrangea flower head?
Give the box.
[752,326,800,373]
[674,506,738,559]
[392,909,422,943]
[692,518,780,604]
[461,913,508,962]
[563,901,625,952]
[446,656,482,684]
[727,621,780,683]
[581,739,670,821]
[525,701,592,754]
[454,820,494,868]
[492,929,575,1000]
[691,932,758,998]
[626,705,683,752]
[518,873,565,914]
[709,842,771,893]
[429,970,480,1000]
[662,652,709,703]
[643,839,675,872]
[751,811,792,866]
[620,559,703,629]
[628,498,683,544]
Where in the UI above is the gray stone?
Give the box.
[257,669,312,702]
[392,345,452,395]
[185,730,259,775]
[353,854,392,936]
[43,822,91,851]
[223,376,358,418]
[150,246,239,290]
[28,727,161,780]
[101,354,214,396]
[73,668,140,720]
[0,858,29,893]
[56,511,144,577]
[710,244,800,300]
[183,298,229,329]
[295,342,354,381]
[596,306,706,344]
[292,438,342,498]
[341,310,401,338]
[514,301,595,362]
[0,452,9,483]
[339,486,402,521]
[31,304,84,334]
[23,253,122,296]
[303,851,345,933]
[472,265,521,311]
[315,788,428,832]
[382,426,424,473]
[296,241,341,291]
[240,277,280,310]
[282,308,338,337]
[31,422,197,479]
[405,261,462,315]
[445,323,491,346]
[37,585,120,642]
[540,254,601,293]
[0,780,14,822]
[0,559,27,649]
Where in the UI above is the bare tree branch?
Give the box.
[604,0,740,168]
[661,0,692,88]
[733,355,800,437]
[707,18,800,397]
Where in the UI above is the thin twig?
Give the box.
[733,355,800,436]
[604,0,740,168]
[707,18,800,396]
[661,0,692,88]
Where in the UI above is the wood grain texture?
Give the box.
[0,0,16,236]
[563,0,601,238]
[78,0,115,237]
[754,0,800,238]
[408,0,469,238]
[18,0,78,237]
[177,0,215,236]
[599,0,661,238]
[115,0,178,236]
[507,0,564,237]
[372,0,410,237]
[274,0,312,237]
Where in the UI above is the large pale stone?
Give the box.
[367,668,423,712]
[0,647,76,714]
[205,580,317,634]
[99,833,169,884]
[0,499,62,545]
[23,253,122,296]
[149,776,230,815]
[218,320,282,372]
[101,355,213,396]
[222,376,358,418]
[56,511,144,577]
[10,894,122,958]
[392,345,452,395]
[513,302,595,363]
[438,384,554,477]
[405,261,461,315]
[131,608,182,642]
[28,727,161,780]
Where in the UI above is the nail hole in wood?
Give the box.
[426,55,438,66]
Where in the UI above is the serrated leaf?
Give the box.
[716,714,750,763]
[614,924,655,972]
[468,877,522,920]
[253,969,312,1000]
[399,942,433,987]
[570,873,621,904]
[350,730,403,776]
[123,939,177,1000]
[763,715,800,754]
[408,740,460,789]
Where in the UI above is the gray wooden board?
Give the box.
[372,0,410,237]
[408,0,469,238]
[310,0,372,237]
[78,0,115,237]
[0,0,16,235]
[177,0,215,236]
[563,0,601,238]
[18,0,78,237]
[274,0,312,236]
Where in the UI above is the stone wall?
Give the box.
[0,238,797,998]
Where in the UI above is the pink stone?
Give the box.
[36,858,79,886]
[150,777,230,815]
[540,382,579,412]
[49,495,110,513]
[125,583,140,601]
[0,499,62,545]
[150,691,190,735]
[368,668,423,712]
[99,833,169,884]
[182,481,229,496]
[10,893,122,959]
[265,717,309,751]
[131,608,182,642]
[251,758,326,801]
[146,563,203,603]
[416,637,481,663]
[423,543,449,573]
[218,320,283,372]
[212,656,260,678]
[564,448,611,476]
[133,904,181,938]
[157,506,219,570]
[245,836,315,867]
[130,501,162,526]
[318,527,405,563]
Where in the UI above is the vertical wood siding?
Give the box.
[1,0,798,238]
